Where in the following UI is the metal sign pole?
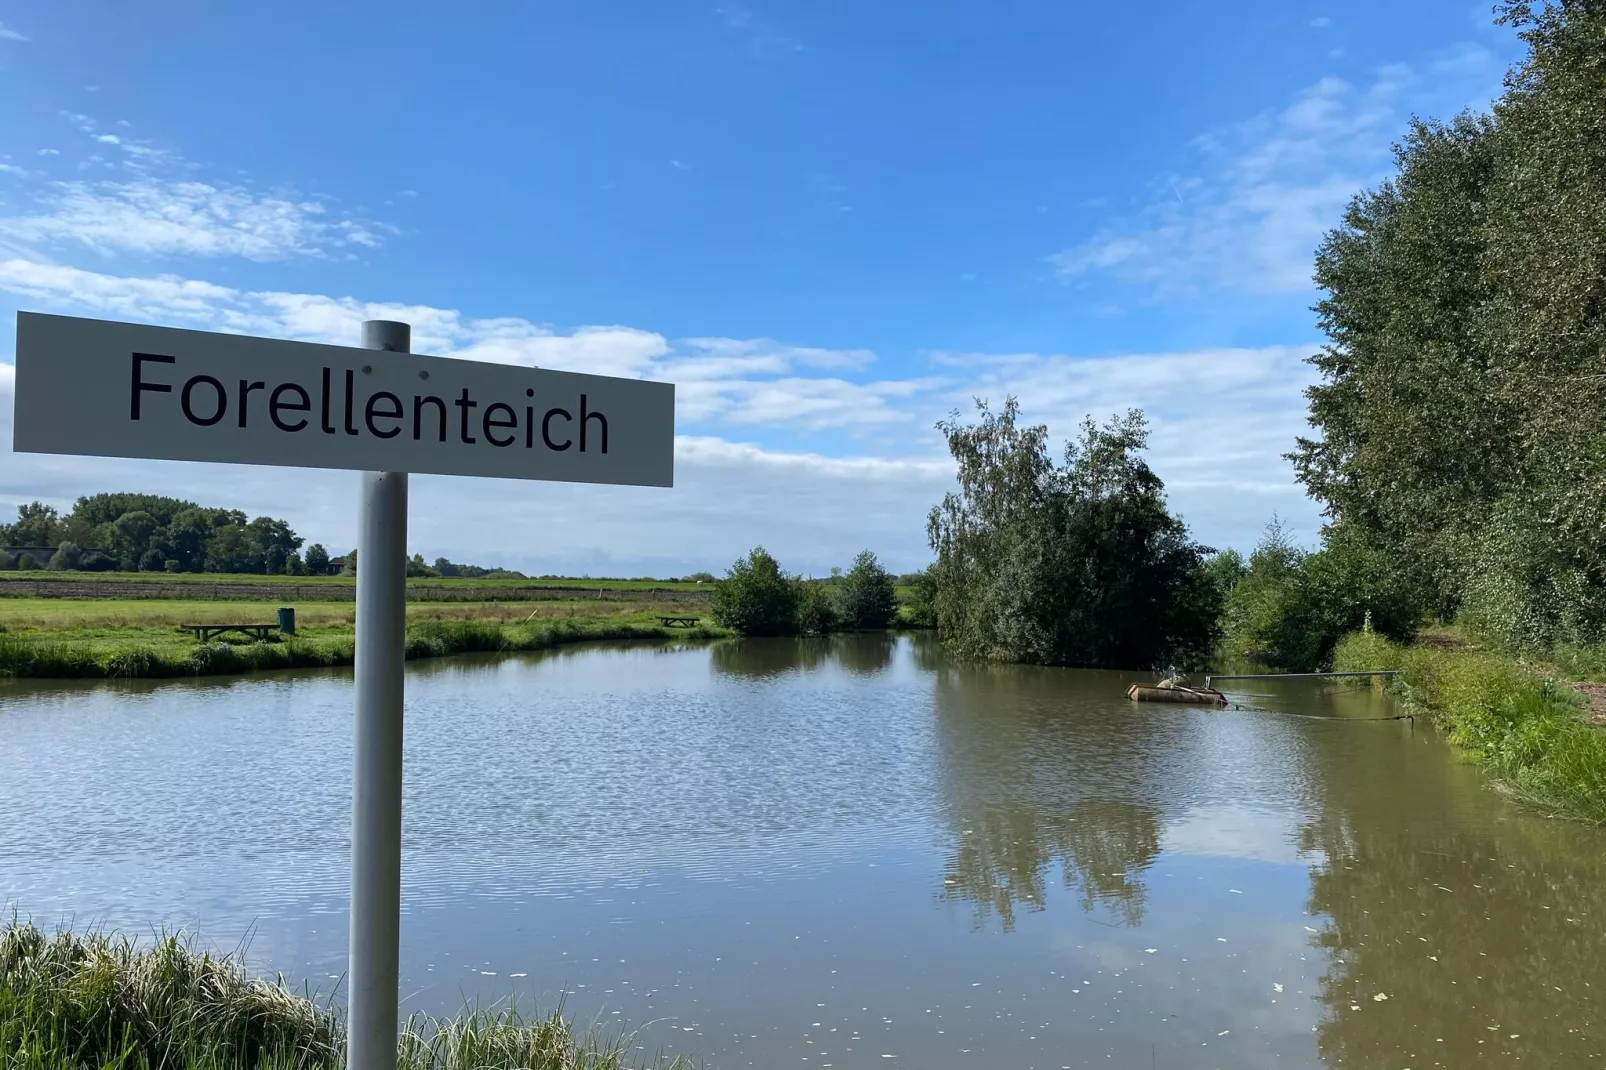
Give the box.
[347,319,411,1070]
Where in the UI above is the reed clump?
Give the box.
[0,920,689,1070]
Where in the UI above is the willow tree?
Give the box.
[927,399,1219,669]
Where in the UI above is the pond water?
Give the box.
[2,636,1604,1068]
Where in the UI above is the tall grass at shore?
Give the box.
[0,921,685,1070]
[0,620,721,681]
[1335,631,1606,823]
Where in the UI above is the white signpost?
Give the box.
[11,311,676,1070]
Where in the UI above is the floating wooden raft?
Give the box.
[1126,683,1228,705]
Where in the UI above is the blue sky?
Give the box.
[0,2,1518,575]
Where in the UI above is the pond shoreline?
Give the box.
[0,618,726,680]
[1335,631,1606,825]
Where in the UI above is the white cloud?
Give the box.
[0,260,1326,572]
[1049,47,1503,297]
[927,344,1322,544]
[0,260,909,432]
[1310,16,1332,28]
[0,366,953,575]
[0,180,382,261]
[0,22,27,41]
[37,149,59,157]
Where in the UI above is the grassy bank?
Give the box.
[1334,631,1606,824]
[0,607,722,680]
[0,921,686,1070]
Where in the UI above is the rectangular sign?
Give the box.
[12,312,675,487]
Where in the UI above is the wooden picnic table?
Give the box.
[182,623,278,643]
[657,616,701,628]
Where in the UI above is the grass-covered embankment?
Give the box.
[1334,631,1606,824]
[0,610,721,681]
[0,921,687,1070]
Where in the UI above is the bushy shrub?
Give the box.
[906,567,938,627]
[46,541,81,571]
[138,547,168,572]
[1221,520,1421,671]
[1457,505,1606,652]
[795,581,840,636]
[712,547,800,637]
[835,550,898,630]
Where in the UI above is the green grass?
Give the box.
[0,612,723,681]
[0,920,688,1070]
[1334,631,1606,824]
[1549,641,1606,681]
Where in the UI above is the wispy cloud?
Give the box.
[716,3,802,57]
[0,112,378,261]
[0,257,1324,560]
[0,260,901,432]
[0,181,384,261]
[0,22,28,42]
[1310,16,1332,29]
[1048,46,1503,298]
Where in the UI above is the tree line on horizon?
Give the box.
[0,494,313,576]
[0,494,529,580]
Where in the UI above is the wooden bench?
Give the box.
[657,616,701,628]
[182,623,278,643]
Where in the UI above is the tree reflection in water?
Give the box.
[930,658,1165,930]
[940,798,1161,929]
[709,635,896,678]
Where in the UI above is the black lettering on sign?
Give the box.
[343,370,359,436]
[542,407,572,451]
[320,368,336,434]
[580,393,608,454]
[413,395,447,442]
[270,383,311,432]
[237,380,266,428]
[130,353,175,419]
[365,391,404,439]
[454,387,478,444]
[483,403,517,447]
[181,375,227,426]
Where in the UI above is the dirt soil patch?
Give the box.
[1567,681,1606,727]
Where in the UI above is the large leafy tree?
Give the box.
[1291,0,1606,648]
[927,399,1218,669]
